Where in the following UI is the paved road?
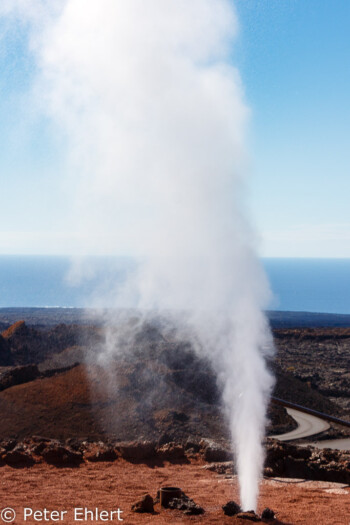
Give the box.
[272,408,330,441]
[307,438,350,450]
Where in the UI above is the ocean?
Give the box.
[0,256,349,314]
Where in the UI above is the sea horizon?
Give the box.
[0,255,349,315]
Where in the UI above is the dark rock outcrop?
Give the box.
[165,490,204,515]
[1,321,92,366]
[200,438,231,462]
[0,334,12,366]
[131,494,154,513]
[85,445,117,462]
[2,447,35,467]
[2,321,39,364]
[0,364,40,391]
[40,443,83,466]
[222,500,241,516]
[2,439,17,452]
[264,439,350,484]
[157,442,186,461]
[116,441,155,461]
[0,436,349,488]
[261,507,275,520]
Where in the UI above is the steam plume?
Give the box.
[2,0,274,510]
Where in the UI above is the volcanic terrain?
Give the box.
[0,309,349,524]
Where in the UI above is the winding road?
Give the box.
[272,407,350,450]
[272,407,330,441]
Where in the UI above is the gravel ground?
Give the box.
[0,460,349,524]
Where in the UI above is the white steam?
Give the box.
[2,0,274,511]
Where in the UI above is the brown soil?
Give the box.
[0,460,349,524]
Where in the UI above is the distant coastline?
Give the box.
[0,255,349,315]
[0,307,350,329]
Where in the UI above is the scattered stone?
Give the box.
[85,446,117,462]
[131,494,154,513]
[3,449,35,467]
[65,437,84,451]
[166,491,204,515]
[157,442,186,461]
[200,438,231,462]
[261,507,275,520]
[204,461,233,475]
[184,437,201,453]
[222,500,241,516]
[31,442,48,455]
[41,444,83,466]
[236,511,261,521]
[116,441,155,461]
[2,439,18,452]
[264,439,350,484]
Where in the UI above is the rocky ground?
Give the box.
[1,454,349,524]
[0,310,349,523]
[0,437,349,524]
[0,316,348,442]
[0,318,297,441]
[274,328,350,415]
[0,437,349,484]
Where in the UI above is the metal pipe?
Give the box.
[271,396,350,429]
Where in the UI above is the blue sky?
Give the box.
[235,0,350,256]
[0,0,349,257]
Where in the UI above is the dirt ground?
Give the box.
[0,460,349,525]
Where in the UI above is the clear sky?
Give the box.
[235,0,350,257]
[0,0,349,257]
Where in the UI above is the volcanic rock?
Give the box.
[131,494,154,513]
[157,442,186,461]
[204,460,233,475]
[2,320,30,339]
[261,507,275,520]
[184,437,201,452]
[116,441,155,461]
[236,511,261,521]
[31,442,48,455]
[200,438,231,462]
[264,439,350,483]
[1,321,38,365]
[1,321,88,366]
[85,445,117,462]
[222,500,241,516]
[166,491,204,515]
[32,435,52,443]
[2,439,17,452]
[0,334,12,365]
[3,448,35,467]
[272,327,350,415]
[2,319,344,444]
[41,444,83,466]
[0,364,40,391]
